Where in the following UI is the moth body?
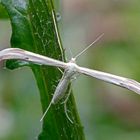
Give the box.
[52,60,78,104]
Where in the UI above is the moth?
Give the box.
[0,34,140,123]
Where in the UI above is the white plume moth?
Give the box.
[0,34,140,123]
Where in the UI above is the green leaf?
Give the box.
[5,60,31,70]
[1,0,85,139]
[0,3,9,18]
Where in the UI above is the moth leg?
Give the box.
[62,76,78,123]
[57,67,63,74]
[61,76,78,105]
[63,87,74,124]
[71,73,81,81]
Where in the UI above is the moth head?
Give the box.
[70,57,76,63]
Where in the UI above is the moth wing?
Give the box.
[78,66,140,95]
[0,48,67,68]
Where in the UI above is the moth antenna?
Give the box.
[74,33,104,60]
[40,101,52,121]
[68,47,73,59]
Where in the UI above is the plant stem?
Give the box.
[1,0,86,139]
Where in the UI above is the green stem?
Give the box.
[1,0,85,139]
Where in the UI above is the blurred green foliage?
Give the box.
[0,4,9,18]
